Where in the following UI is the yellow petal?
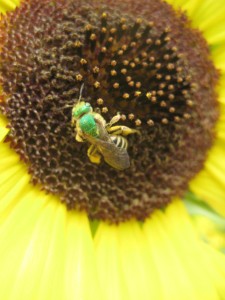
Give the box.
[64,211,102,300]
[211,45,225,73]
[166,0,192,10]
[190,170,225,218]
[190,92,225,216]
[177,0,204,17]
[117,221,160,300]
[95,223,129,300]
[144,210,202,299]
[190,135,225,217]
[0,115,9,142]
[95,220,160,300]
[0,0,19,13]
[0,141,101,300]
[167,0,225,46]
[190,0,225,45]
[158,200,223,299]
[204,22,225,45]
[200,243,225,297]
[166,0,206,18]
[95,200,225,300]
[191,214,225,251]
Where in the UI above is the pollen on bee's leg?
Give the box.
[87,145,101,164]
[75,133,85,143]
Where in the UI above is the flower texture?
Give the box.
[0,0,225,299]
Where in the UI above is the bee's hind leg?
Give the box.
[87,145,101,164]
[106,114,140,136]
[107,125,140,136]
[106,114,121,129]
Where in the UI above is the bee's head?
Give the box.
[72,101,92,120]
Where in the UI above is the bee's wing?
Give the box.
[85,124,130,170]
[96,137,130,170]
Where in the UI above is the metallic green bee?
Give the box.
[71,85,139,170]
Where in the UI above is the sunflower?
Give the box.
[0,0,225,299]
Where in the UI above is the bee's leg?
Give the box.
[106,114,121,129]
[76,133,85,142]
[87,145,101,164]
[75,125,85,142]
[107,125,140,136]
[76,133,84,143]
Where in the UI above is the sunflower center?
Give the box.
[0,0,219,222]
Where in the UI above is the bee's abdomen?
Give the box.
[110,135,128,149]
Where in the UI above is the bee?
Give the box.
[71,84,139,170]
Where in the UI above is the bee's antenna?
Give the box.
[78,83,84,103]
[52,84,85,112]
[52,104,74,112]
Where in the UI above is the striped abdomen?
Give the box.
[110,135,128,149]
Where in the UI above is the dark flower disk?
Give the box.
[0,0,219,222]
